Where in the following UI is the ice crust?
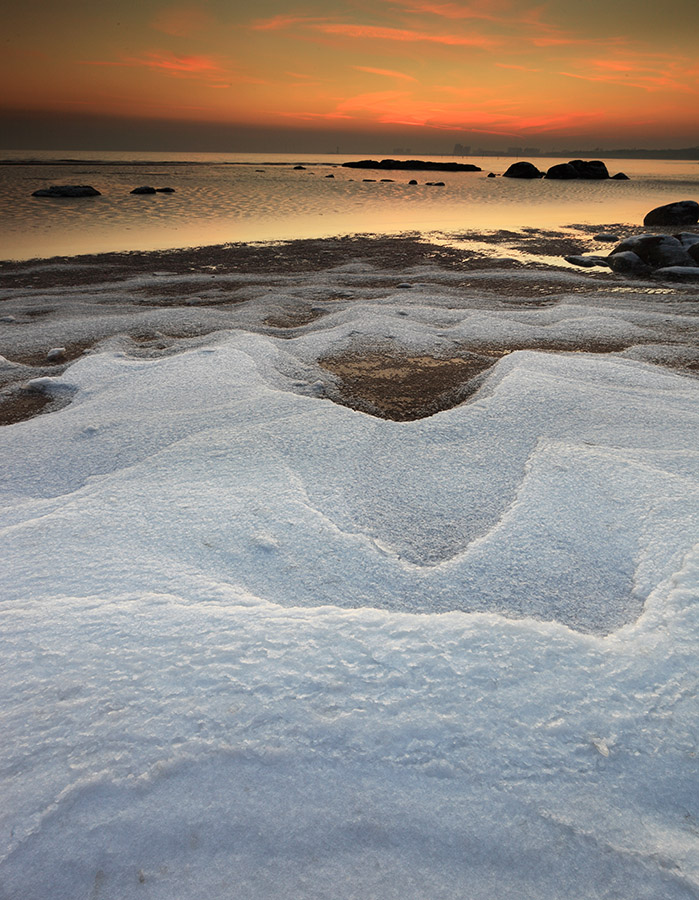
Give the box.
[1,256,698,899]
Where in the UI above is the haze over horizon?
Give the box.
[2,0,698,153]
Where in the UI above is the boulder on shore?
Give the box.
[502,161,543,179]
[609,234,695,269]
[32,185,101,197]
[643,200,699,226]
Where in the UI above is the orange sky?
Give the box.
[2,0,698,151]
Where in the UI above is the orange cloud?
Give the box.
[251,14,326,31]
[353,65,418,81]
[560,54,699,93]
[313,23,499,48]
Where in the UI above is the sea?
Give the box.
[1,150,698,261]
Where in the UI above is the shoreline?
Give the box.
[2,228,698,427]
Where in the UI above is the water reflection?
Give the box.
[1,153,697,260]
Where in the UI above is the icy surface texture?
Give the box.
[1,248,698,900]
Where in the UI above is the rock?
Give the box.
[611,172,629,180]
[545,163,579,180]
[342,159,481,172]
[293,165,306,170]
[653,266,699,280]
[380,178,394,182]
[487,172,496,178]
[643,200,699,226]
[502,161,543,179]
[32,185,101,197]
[568,159,610,179]
[131,186,157,194]
[593,233,620,242]
[425,181,445,186]
[675,232,699,249]
[688,243,699,264]
[362,179,376,182]
[607,251,651,275]
[565,255,610,268]
[397,283,413,289]
[408,179,418,185]
[325,174,334,178]
[610,234,694,268]
[47,347,66,361]
[155,187,175,193]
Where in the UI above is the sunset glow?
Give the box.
[2,0,697,151]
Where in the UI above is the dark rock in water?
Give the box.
[593,233,620,242]
[568,159,610,179]
[293,165,306,170]
[380,178,394,182]
[502,161,543,179]
[643,200,699,226]
[325,174,334,178]
[611,172,629,180]
[362,179,376,182]
[32,184,101,197]
[688,243,699,264]
[565,255,610,268]
[607,251,651,275]
[545,163,579,180]
[342,158,481,172]
[131,186,157,194]
[425,181,445,186]
[408,179,418,185]
[610,234,694,268]
[487,172,496,178]
[155,187,175,193]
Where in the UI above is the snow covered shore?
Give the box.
[1,233,698,899]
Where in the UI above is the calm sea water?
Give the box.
[1,150,697,261]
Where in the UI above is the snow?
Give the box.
[1,246,698,899]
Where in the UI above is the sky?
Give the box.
[2,0,698,152]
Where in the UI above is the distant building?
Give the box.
[507,147,524,157]
[453,143,471,156]
[523,147,540,156]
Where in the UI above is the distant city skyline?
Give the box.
[2,0,697,152]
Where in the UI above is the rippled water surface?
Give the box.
[1,150,697,260]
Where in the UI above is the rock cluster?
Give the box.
[342,159,482,172]
[566,232,699,279]
[502,159,629,180]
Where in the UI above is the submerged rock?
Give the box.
[611,172,629,180]
[131,186,157,195]
[502,161,543,179]
[643,200,699,226]
[565,255,610,268]
[32,185,100,197]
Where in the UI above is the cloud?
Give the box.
[560,54,699,93]
[251,14,326,31]
[313,23,499,48]
[353,66,418,81]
